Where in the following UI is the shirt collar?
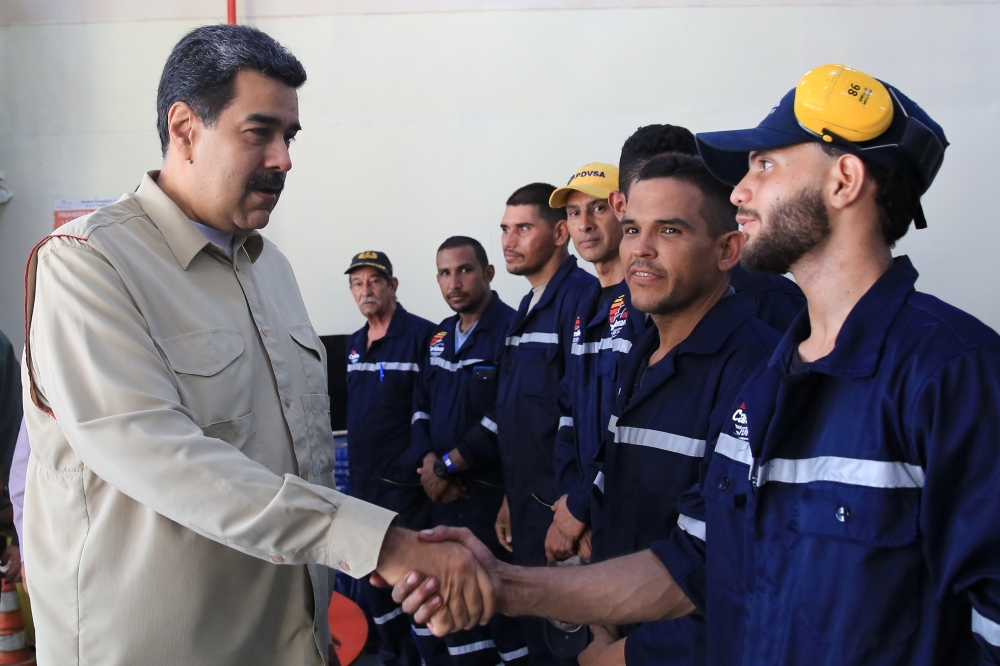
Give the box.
[772,255,918,378]
[133,171,264,269]
[674,289,756,356]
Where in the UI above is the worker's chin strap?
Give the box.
[914,201,928,230]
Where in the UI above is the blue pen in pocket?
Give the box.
[379,362,384,382]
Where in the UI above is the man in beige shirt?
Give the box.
[22,25,490,666]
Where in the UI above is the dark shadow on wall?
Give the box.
[321,335,348,431]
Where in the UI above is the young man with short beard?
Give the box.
[460,183,596,666]
[408,236,527,666]
[391,64,1000,666]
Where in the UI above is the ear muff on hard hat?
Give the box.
[793,65,946,228]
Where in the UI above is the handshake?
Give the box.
[371,524,696,637]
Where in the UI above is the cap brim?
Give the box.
[345,262,391,277]
[696,127,809,186]
[549,183,615,208]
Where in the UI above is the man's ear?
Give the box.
[390,277,400,295]
[717,230,744,272]
[608,190,627,222]
[553,219,570,248]
[167,101,198,162]
[827,153,868,212]
[484,265,495,284]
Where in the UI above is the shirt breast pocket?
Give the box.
[155,328,251,432]
[514,344,559,398]
[789,484,921,649]
[288,323,327,396]
[468,363,499,415]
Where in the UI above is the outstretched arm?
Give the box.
[388,526,694,635]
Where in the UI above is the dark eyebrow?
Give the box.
[245,113,302,133]
[620,217,693,229]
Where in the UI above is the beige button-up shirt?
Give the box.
[22,172,396,666]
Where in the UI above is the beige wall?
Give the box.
[1,1,998,348]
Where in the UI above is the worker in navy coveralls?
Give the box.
[544,162,645,567]
[461,183,596,666]
[344,251,443,666]
[390,64,1000,666]
[408,236,528,666]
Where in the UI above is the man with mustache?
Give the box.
[345,251,445,666]
[392,64,1000,666]
[460,183,596,666]
[408,236,527,666]
[21,25,492,666]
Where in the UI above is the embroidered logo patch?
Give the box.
[429,331,447,357]
[348,349,360,364]
[572,317,581,345]
[732,402,749,439]
[608,295,628,338]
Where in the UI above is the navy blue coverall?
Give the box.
[729,263,805,334]
[462,256,596,665]
[409,292,529,666]
[598,290,779,666]
[346,304,444,666]
[654,256,1000,665]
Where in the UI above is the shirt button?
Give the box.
[271,555,284,563]
[340,562,351,572]
[284,398,291,408]
[835,506,850,523]
[235,265,240,273]
[262,330,269,337]
[300,472,308,480]
[717,477,730,491]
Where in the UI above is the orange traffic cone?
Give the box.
[0,580,34,665]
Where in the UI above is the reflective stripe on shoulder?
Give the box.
[506,332,559,346]
[347,362,420,373]
[481,416,498,434]
[571,338,633,355]
[614,425,706,458]
[411,411,430,424]
[677,514,706,541]
[973,609,1000,647]
[757,455,925,489]
[594,471,605,493]
[430,357,484,372]
[558,416,574,429]
[714,433,754,466]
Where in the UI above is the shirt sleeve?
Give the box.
[0,330,22,482]
[650,479,707,612]
[27,239,395,578]
[407,353,434,468]
[553,374,581,498]
[914,348,1000,663]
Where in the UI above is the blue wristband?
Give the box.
[442,453,458,473]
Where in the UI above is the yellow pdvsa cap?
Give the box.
[794,64,894,143]
[549,162,620,208]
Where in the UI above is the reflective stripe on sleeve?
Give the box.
[714,433,754,466]
[506,332,559,346]
[614,426,706,458]
[374,608,404,624]
[347,362,420,373]
[412,626,433,636]
[677,514,706,541]
[411,411,430,424]
[481,417,498,434]
[430,357,484,372]
[607,415,618,433]
[571,338,633,356]
[594,471,605,493]
[448,640,497,656]
[559,417,574,429]
[757,455,925,489]
[500,647,530,662]
[973,609,1000,647]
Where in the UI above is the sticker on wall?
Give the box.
[53,198,118,229]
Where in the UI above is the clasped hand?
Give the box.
[372,526,503,636]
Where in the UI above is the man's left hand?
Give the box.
[579,625,625,666]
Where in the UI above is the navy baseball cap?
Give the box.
[696,69,948,227]
[345,251,393,278]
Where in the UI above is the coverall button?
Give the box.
[271,555,284,563]
[285,398,292,408]
[718,477,730,491]
[836,506,850,522]
[340,562,350,572]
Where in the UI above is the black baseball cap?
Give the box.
[345,251,393,278]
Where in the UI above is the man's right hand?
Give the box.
[418,452,449,501]
[373,526,495,633]
[544,494,586,562]
[495,496,513,553]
